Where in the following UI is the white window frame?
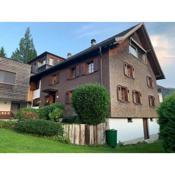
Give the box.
[88,62,94,74]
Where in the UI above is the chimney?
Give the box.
[67,52,72,58]
[91,39,96,46]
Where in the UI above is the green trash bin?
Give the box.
[106,129,117,148]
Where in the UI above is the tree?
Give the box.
[157,93,175,152]
[72,84,110,125]
[11,27,37,63]
[0,47,6,57]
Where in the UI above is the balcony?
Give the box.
[0,111,14,119]
[33,88,40,100]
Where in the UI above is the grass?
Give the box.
[0,129,164,153]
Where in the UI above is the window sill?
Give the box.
[118,100,130,104]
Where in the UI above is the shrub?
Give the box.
[157,93,175,152]
[62,116,80,124]
[0,120,17,129]
[72,84,110,125]
[15,119,63,136]
[15,108,39,120]
[39,103,64,122]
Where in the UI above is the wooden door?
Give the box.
[143,118,149,139]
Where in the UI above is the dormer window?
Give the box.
[129,44,138,58]
[129,38,147,60]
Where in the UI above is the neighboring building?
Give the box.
[0,57,31,118]
[29,51,65,75]
[29,23,165,142]
[28,52,65,108]
[158,85,175,102]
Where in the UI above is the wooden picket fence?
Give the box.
[63,123,107,145]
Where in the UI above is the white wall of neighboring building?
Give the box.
[0,100,11,111]
[108,118,159,143]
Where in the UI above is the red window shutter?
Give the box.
[67,69,72,80]
[94,58,99,72]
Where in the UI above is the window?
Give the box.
[48,58,54,66]
[129,44,138,58]
[88,61,94,74]
[146,76,153,88]
[132,90,141,105]
[127,118,133,123]
[67,67,76,80]
[0,70,16,85]
[65,91,73,104]
[124,63,134,78]
[117,86,129,102]
[49,74,59,85]
[148,95,155,107]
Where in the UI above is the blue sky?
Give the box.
[0,22,174,88]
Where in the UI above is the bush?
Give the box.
[15,108,39,120]
[157,93,175,152]
[72,84,110,125]
[15,119,63,136]
[0,120,17,129]
[62,116,80,124]
[39,103,64,122]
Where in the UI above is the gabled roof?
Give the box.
[28,51,65,64]
[31,23,165,81]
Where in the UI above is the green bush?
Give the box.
[157,93,175,152]
[0,120,17,129]
[39,103,64,122]
[15,119,63,136]
[72,84,110,125]
[62,116,80,124]
[15,108,39,120]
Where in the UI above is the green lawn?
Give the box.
[0,129,164,153]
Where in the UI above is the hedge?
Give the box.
[0,120,17,129]
[15,119,63,136]
[157,93,175,152]
[72,84,110,125]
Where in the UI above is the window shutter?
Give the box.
[76,64,80,77]
[124,63,127,76]
[94,58,99,72]
[67,69,71,80]
[81,63,88,75]
[132,67,135,78]
[117,86,122,101]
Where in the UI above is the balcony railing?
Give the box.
[0,111,14,119]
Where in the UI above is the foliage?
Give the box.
[15,119,63,136]
[0,120,17,129]
[0,47,6,57]
[11,27,37,63]
[15,108,39,120]
[39,103,64,122]
[157,93,175,152]
[62,116,80,124]
[72,84,110,125]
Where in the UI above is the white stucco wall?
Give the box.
[148,118,159,135]
[108,118,144,142]
[108,118,159,143]
[0,100,11,111]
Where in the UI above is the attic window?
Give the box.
[129,44,138,58]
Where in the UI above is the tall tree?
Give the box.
[0,47,6,57]
[11,27,37,63]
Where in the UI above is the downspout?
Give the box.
[99,46,103,85]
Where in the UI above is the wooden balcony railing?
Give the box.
[0,111,14,119]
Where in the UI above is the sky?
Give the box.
[0,22,174,88]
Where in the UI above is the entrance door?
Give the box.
[11,102,20,114]
[143,118,149,139]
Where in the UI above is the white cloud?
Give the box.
[150,35,175,66]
